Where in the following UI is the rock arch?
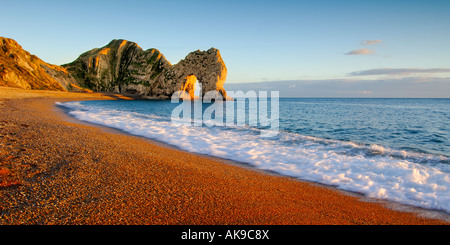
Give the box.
[62,40,232,100]
[180,74,198,100]
[172,48,230,100]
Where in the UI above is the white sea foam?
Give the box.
[57,101,450,213]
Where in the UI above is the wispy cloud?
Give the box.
[345,39,382,55]
[345,48,375,55]
[361,40,382,45]
[349,68,450,76]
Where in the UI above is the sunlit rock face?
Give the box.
[0,37,76,91]
[170,48,229,100]
[63,39,230,99]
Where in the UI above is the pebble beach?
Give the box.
[0,87,448,225]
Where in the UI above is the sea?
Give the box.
[57,97,450,214]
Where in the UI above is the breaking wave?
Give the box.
[57,100,450,214]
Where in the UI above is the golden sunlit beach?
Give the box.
[2,2,450,240]
[0,87,448,225]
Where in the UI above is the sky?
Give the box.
[1,0,450,97]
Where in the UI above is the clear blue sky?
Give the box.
[1,0,449,96]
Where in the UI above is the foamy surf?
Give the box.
[57,100,450,214]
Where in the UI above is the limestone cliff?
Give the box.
[0,37,76,91]
[0,37,230,99]
[171,48,229,100]
[63,39,230,100]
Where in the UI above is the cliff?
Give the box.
[0,37,76,91]
[63,39,229,99]
[0,37,230,99]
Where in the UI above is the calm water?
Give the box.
[279,98,449,157]
[58,98,450,213]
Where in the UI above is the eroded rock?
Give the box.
[63,39,230,99]
[0,37,76,91]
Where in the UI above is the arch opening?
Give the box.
[181,74,200,100]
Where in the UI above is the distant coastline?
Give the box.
[224,80,450,98]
